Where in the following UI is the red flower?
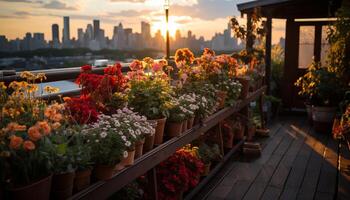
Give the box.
[81,65,92,72]
[65,96,99,124]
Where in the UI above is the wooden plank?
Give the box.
[225,180,252,200]
[260,186,281,200]
[297,131,327,200]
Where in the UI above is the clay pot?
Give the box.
[305,103,313,124]
[312,106,337,134]
[194,116,201,126]
[135,138,145,159]
[202,163,212,176]
[94,165,115,180]
[236,77,250,99]
[166,121,183,137]
[74,169,91,192]
[247,125,256,141]
[216,90,227,109]
[143,134,155,153]
[148,118,166,145]
[187,117,195,129]
[182,119,188,133]
[234,121,244,140]
[121,150,135,167]
[8,175,52,200]
[51,171,75,200]
[114,162,125,172]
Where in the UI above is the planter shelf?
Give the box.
[69,86,267,200]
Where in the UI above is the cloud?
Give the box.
[41,0,77,10]
[107,9,152,17]
[0,0,32,2]
[110,0,145,2]
[171,0,236,20]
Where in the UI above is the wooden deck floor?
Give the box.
[191,116,350,200]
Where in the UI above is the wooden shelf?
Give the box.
[69,86,267,200]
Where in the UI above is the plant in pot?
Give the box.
[295,61,345,133]
[198,143,221,176]
[166,98,187,137]
[82,114,128,180]
[178,93,199,130]
[0,72,63,200]
[112,108,155,166]
[127,60,173,146]
[49,128,78,200]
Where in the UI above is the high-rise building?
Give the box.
[33,33,46,49]
[124,28,132,49]
[63,16,70,46]
[141,21,151,48]
[77,28,84,47]
[85,24,93,42]
[116,23,125,50]
[93,19,100,39]
[52,24,59,43]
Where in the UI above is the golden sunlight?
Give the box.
[152,18,179,38]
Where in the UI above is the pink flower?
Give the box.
[129,60,143,71]
[152,63,162,72]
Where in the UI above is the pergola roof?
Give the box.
[237,0,343,19]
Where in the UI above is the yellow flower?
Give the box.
[44,86,60,94]
[36,73,47,81]
[0,82,6,90]
[27,84,38,93]
[20,71,36,80]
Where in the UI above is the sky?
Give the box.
[0,0,285,43]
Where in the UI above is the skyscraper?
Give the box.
[77,28,84,47]
[63,16,70,46]
[52,24,59,43]
[93,19,100,39]
[141,21,151,48]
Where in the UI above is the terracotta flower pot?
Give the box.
[8,175,52,200]
[51,171,75,200]
[312,106,337,133]
[135,138,145,159]
[247,125,256,141]
[74,169,91,192]
[121,150,135,167]
[166,121,183,137]
[114,162,125,172]
[187,117,195,129]
[216,90,227,109]
[234,122,244,140]
[148,118,166,145]
[143,134,155,153]
[182,120,188,133]
[236,77,250,99]
[194,116,200,126]
[94,165,115,180]
[305,103,313,124]
[202,163,212,176]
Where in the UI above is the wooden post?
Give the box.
[314,25,322,62]
[246,13,254,53]
[265,17,272,95]
[147,168,158,200]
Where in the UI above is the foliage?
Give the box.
[271,44,284,97]
[326,5,350,84]
[128,78,172,120]
[82,114,128,166]
[295,61,345,106]
[110,181,142,200]
[197,143,221,164]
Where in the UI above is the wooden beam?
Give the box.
[246,13,254,53]
[265,17,272,95]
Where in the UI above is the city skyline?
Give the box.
[0,16,246,52]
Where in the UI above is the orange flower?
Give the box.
[52,113,63,122]
[28,126,42,141]
[44,107,55,118]
[4,122,27,132]
[52,122,61,130]
[9,135,23,150]
[36,121,51,136]
[23,140,35,151]
[63,97,71,102]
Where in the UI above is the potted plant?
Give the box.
[127,59,172,146]
[166,98,186,137]
[82,114,128,180]
[295,61,345,133]
[0,72,61,200]
[198,143,221,176]
[180,93,199,129]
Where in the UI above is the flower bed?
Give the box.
[0,48,266,200]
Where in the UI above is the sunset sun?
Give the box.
[152,19,180,38]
